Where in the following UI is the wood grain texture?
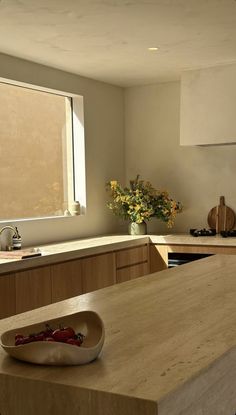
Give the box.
[51,259,83,302]
[0,235,149,275]
[0,273,15,319]
[2,234,236,276]
[81,252,116,293]
[167,244,236,255]
[149,244,168,273]
[208,196,235,233]
[0,246,149,319]
[116,245,148,268]
[0,376,158,415]
[15,266,52,314]
[0,250,41,260]
[1,255,236,414]
[2,237,236,319]
[116,262,149,283]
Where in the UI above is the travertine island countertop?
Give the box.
[0,254,236,414]
[1,232,236,274]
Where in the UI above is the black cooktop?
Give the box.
[190,228,236,237]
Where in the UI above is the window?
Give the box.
[0,81,86,221]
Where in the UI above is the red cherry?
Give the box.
[14,325,83,347]
[21,336,35,344]
[42,327,53,338]
[15,337,25,346]
[52,327,75,342]
[15,333,24,340]
[66,338,82,347]
[34,333,45,342]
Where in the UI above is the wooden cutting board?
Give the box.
[0,250,41,260]
[207,196,235,233]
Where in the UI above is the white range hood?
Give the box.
[180,63,236,146]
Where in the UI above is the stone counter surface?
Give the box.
[0,255,236,414]
[1,233,236,274]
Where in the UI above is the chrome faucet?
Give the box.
[0,226,20,251]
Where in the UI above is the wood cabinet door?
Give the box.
[116,245,148,268]
[116,244,150,284]
[149,245,168,273]
[51,259,83,303]
[81,253,116,294]
[0,273,16,319]
[15,266,52,314]
[116,262,149,284]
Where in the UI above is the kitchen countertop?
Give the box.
[150,233,236,246]
[0,234,148,274]
[1,233,236,275]
[0,254,236,414]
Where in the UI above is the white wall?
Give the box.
[124,81,236,234]
[0,53,125,246]
[180,63,236,146]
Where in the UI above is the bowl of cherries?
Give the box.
[0,310,105,365]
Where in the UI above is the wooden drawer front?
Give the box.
[116,262,149,284]
[116,245,148,268]
[82,252,116,294]
[0,273,16,319]
[51,259,83,303]
[15,266,52,314]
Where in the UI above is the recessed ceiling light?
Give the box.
[148,47,159,51]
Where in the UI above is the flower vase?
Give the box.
[128,222,147,235]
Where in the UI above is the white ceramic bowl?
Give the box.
[0,310,105,366]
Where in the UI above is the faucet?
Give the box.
[0,226,20,251]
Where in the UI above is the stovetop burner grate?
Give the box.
[190,228,216,237]
[190,228,236,237]
[220,230,236,238]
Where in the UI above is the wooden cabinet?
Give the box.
[115,245,149,283]
[0,243,153,318]
[15,266,52,314]
[0,252,117,318]
[51,259,83,303]
[149,244,168,273]
[116,245,148,268]
[116,262,149,283]
[52,253,116,299]
[3,238,236,320]
[166,244,236,255]
[82,252,116,293]
[149,243,236,274]
[0,273,15,319]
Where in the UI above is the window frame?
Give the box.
[0,77,86,223]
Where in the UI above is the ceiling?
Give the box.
[0,0,236,87]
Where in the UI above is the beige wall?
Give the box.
[124,81,236,233]
[0,53,125,246]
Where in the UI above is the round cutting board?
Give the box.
[207,196,235,233]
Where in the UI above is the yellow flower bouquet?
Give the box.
[106,175,182,228]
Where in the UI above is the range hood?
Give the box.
[180,63,236,146]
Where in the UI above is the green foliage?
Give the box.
[106,175,182,227]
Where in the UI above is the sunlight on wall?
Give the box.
[0,82,75,220]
